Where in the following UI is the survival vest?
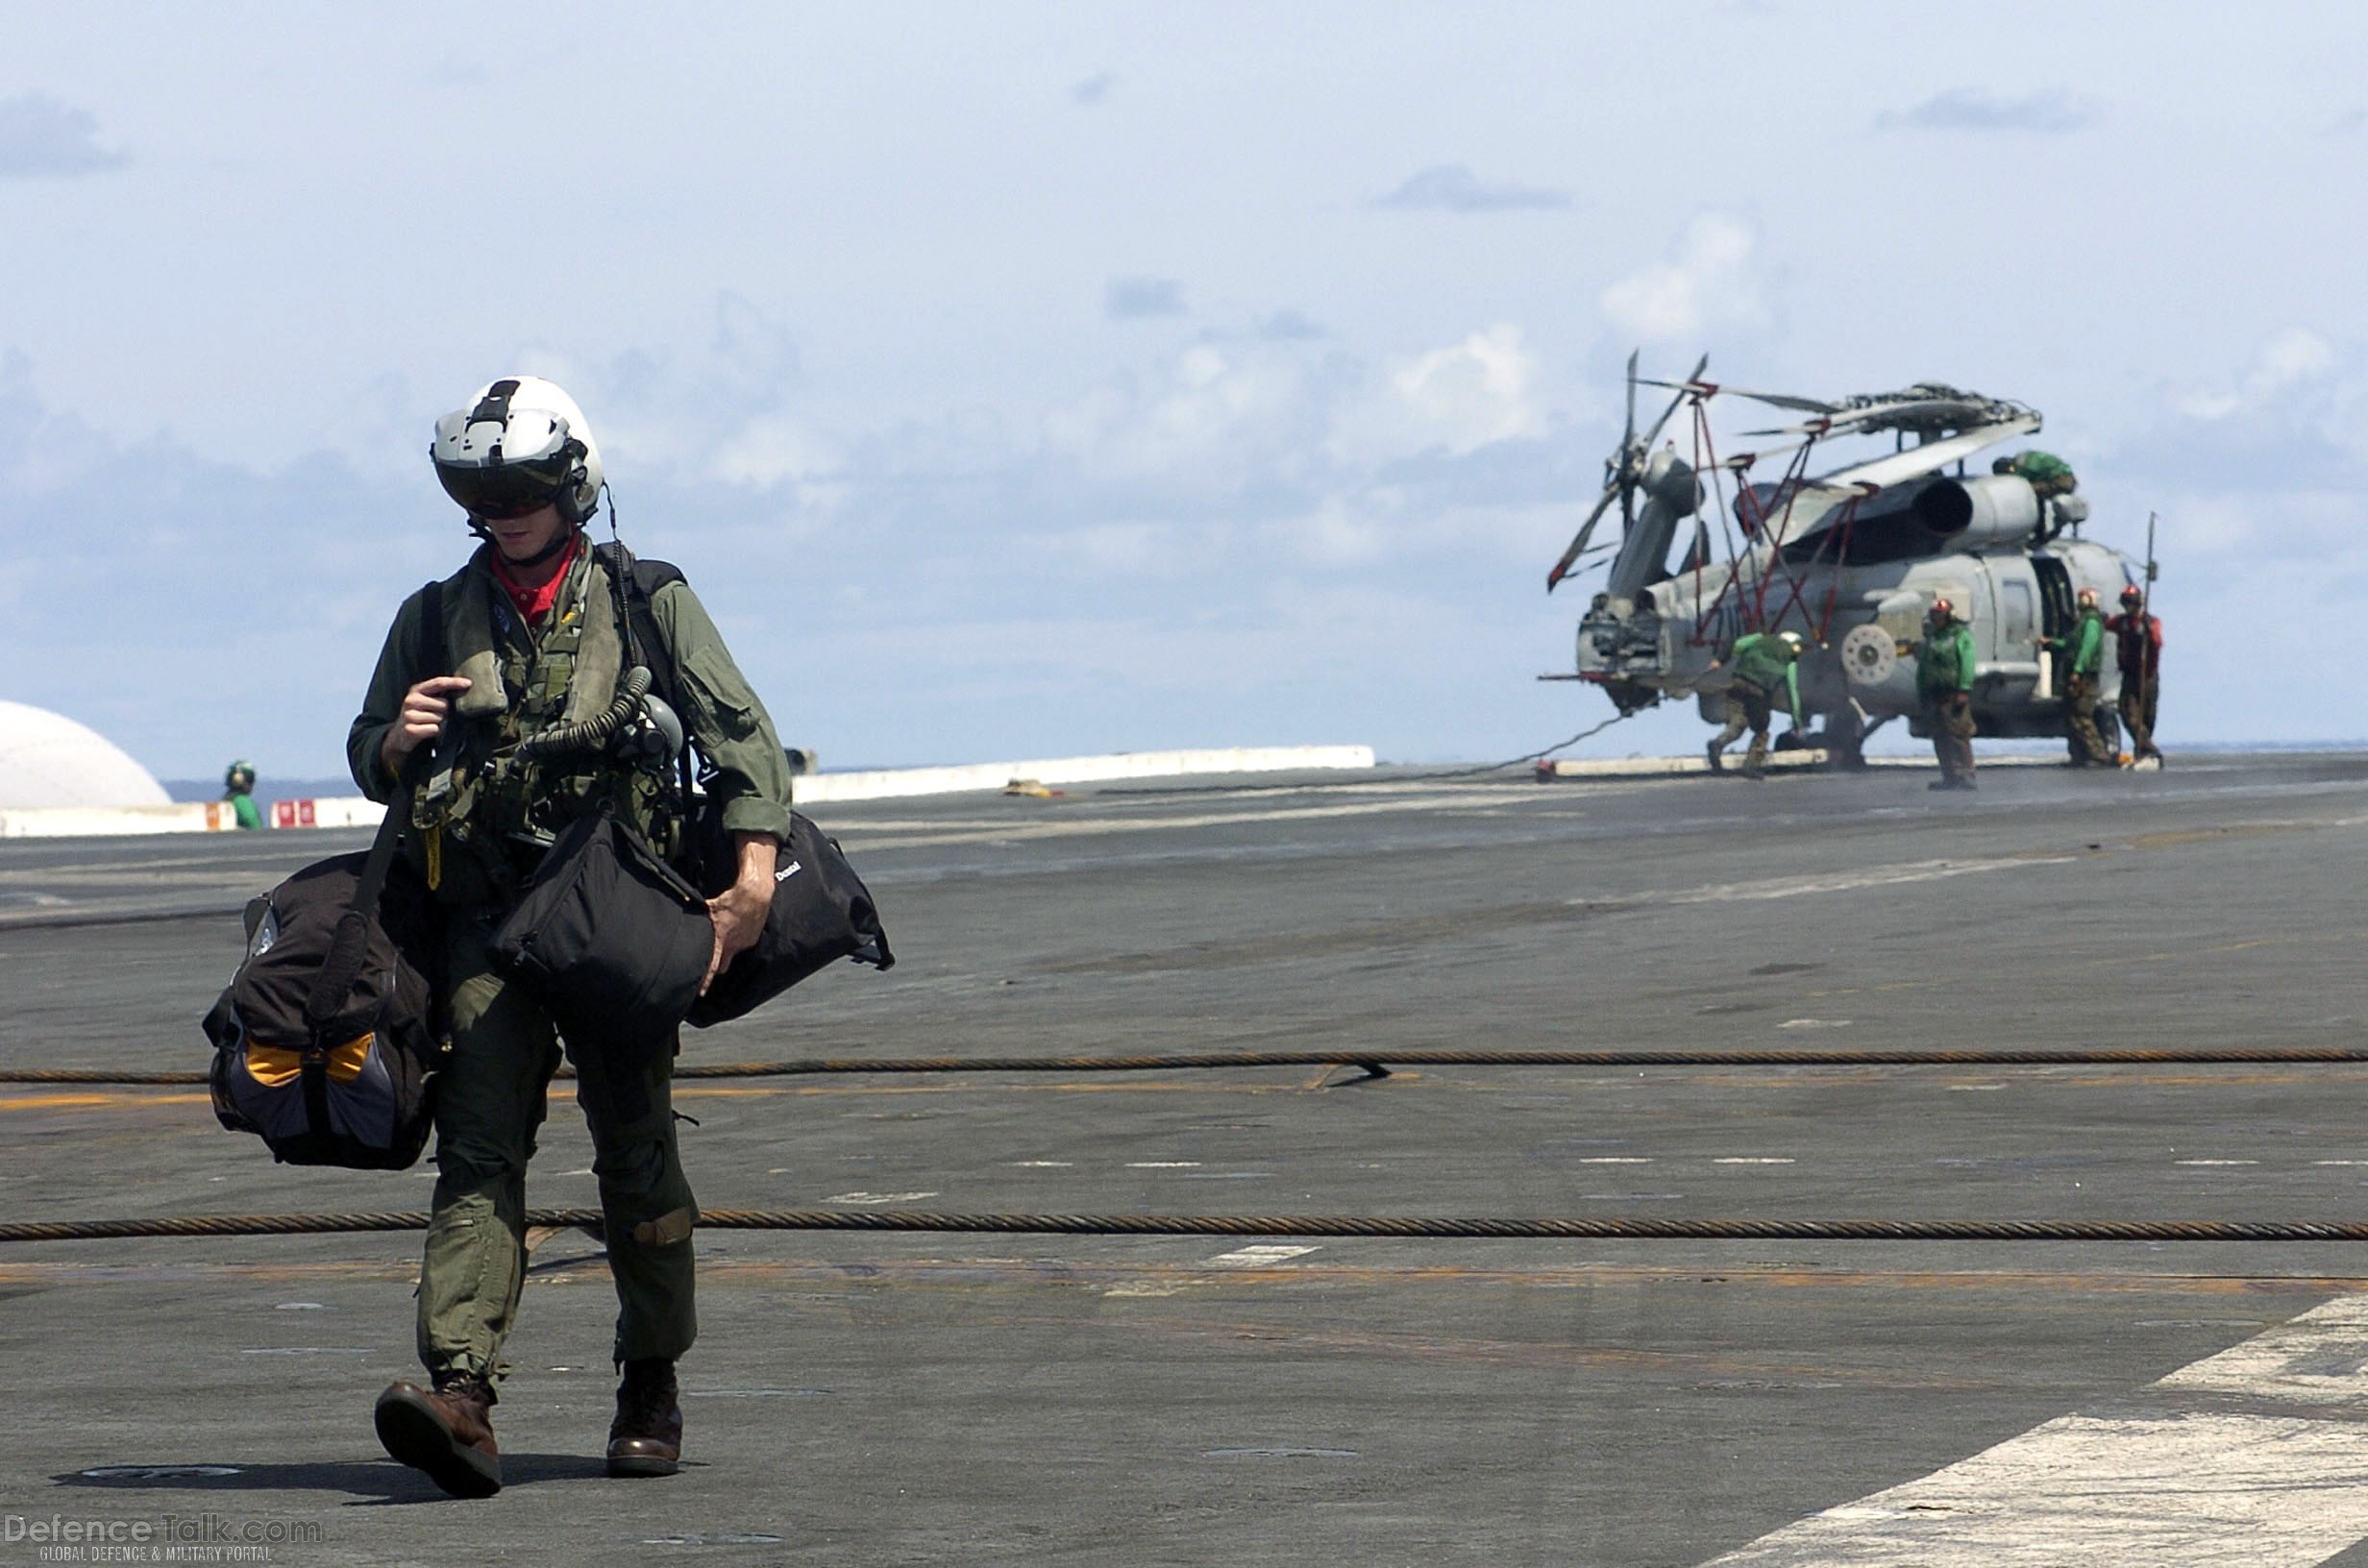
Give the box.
[407,542,690,904]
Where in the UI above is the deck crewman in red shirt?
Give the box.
[2104,584,2163,766]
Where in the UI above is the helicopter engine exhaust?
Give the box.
[1909,475,2042,551]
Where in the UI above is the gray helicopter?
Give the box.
[1543,354,2151,764]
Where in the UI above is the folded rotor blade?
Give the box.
[1623,349,1639,450]
[1637,353,1708,450]
[1546,483,1621,591]
[1638,379,1835,416]
[1811,414,2042,494]
[1679,519,1713,574]
[1743,399,1992,440]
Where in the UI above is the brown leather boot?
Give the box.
[374,1370,502,1498]
[606,1358,682,1478]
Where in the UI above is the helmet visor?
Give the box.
[434,453,571,520]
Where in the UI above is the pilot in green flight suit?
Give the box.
[1916,598,1978,790]
[347,377,794,1499]
[1707,630,1804,780]
[2044,588,2115,767]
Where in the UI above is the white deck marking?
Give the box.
[1127,1161,1202,1168]
[1205,1244,1320,1267]
[821,1191,938,1206]
[1575,1157,1654,1164]
[844,794,1506,850]
[1703,1293,2368,1565]
[2175,1159,2258,1166]
[1713,1158,1795,1165]
[1667,855,2077,905]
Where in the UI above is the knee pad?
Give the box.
[436,1140,527,1189]
[596,1139,675,1202]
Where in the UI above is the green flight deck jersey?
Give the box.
[1727,632,1804,728]
[223,790,262,830]
[2047,607,2105,678]
[1916,620,1977,703]
[2006,452,2074,488]
[346,541,794,906]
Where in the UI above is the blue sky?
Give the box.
[4,2,2365,779]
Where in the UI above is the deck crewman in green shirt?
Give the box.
[220,760,262,829]
[1706,629,1804,780]
[1992,450,2078,502]
[349,376,796,1499]
[1915,597,1978,790]
[2044,587,2115,767]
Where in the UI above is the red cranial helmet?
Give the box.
[2077,587,2099,607]
[1929,596,1953,617]
[2120,584,2143,604]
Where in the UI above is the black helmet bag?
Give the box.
[205,577,449,1170]
[686,805,894,1028]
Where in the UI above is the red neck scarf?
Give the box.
[487,534,580,629]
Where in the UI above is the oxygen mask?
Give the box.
[614,691,684,772]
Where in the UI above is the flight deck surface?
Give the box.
[4,754,2366,1565]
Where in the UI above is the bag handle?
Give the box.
[304,578,445,1030]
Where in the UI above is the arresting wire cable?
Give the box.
[16,1043,2368,1088]
[7,1210,2368,1246]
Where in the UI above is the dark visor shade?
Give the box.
[433,452,571,520]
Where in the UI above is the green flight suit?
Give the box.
[1709,632,1804,775]
[348,540,795,1382]
[1915,618,1978,784]
[2045,606,2113,766]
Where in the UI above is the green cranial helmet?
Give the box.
[225,760,257,792]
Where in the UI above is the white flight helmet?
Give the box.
[430,376,604,526]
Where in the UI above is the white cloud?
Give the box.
[2150,485,2359,559]
[1384,324,1544,454]
[710,411,848,513]
[1018,520,1178,576]
[512,294,816,486]
[1044,341,1334,498]
[2176,328,2337,421]
[1600,214,1767,344]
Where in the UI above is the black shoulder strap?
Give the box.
[305,578,444,1032]
[593,542,704,800]
[592,541,687,716]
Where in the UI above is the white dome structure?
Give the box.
[0,700,170,808]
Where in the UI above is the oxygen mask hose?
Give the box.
[515,665,653,760]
